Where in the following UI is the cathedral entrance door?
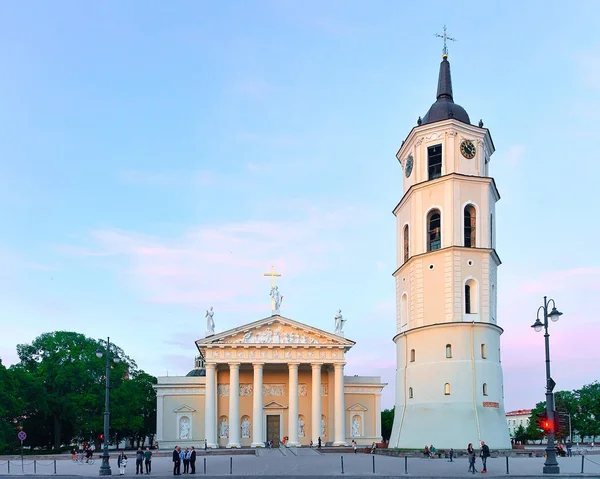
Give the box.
[266,415,281,447]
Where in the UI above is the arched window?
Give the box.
[465,279,478,314]
[483,383,488,396]
[444,383,451,395]
[403,224,409,263]
[481,344,487,359]
[427,210,441,251]
[410,349,415,362]
[464,205,476,247]
[409,387,413,399]
[445,344,452,358]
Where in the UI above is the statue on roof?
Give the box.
[205,306,215,336]
[334,309,346,336]
[270,286,283,314]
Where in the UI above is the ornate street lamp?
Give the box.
[531,296,563,474]
[96,338,120,476]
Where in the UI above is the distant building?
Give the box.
[506,409,531,437]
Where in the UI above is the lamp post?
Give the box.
[96,337,120,476]
[531,296,563,475]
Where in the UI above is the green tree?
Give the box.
[381,407,394,441]
[575,382,600,441]
[554,390,578,441]
[15,332,137,450]
[513,424,528,444]
[0,359,19,453]
[526,402,546,444]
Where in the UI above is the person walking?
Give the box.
[135,447,144,475]
[144,447,152,474]
[203,440,207,452]
[172,446,181,475]
[566,439,573,457]
[183,448,190,474]
[480,440,490,473]
[317,437,322,449]
[467,443,477,474]
[117,451,128,476]
[448,447,454,462]
[189,447,196,474]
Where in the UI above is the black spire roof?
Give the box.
[421,55,470,126]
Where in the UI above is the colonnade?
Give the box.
[203,362,346,448]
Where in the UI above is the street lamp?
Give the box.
[96,337,120,476]
[531,296,563,474]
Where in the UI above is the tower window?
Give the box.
[427,210,441,251]
[481,344,487,359]
[464,205,476,247]
[445,344,452,358]
[403,224,409,263]
[410,349,415,362]
[483,383,488,396]
[444,383,451,395]
[465,279,478,314]
[409,387,413,399]
[428,144,442,180]
[465,284,471,314]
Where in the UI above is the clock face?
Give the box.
[405,155,414,178]
[460,140,476,159]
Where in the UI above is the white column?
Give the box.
[311,363,322,445]
[375,391,382,440]
[204,363,218,448]
[227,363,241,448]
[251,363,264,447]
[287,363,300,446]
[156,392,164,442]
[333,362,347,445]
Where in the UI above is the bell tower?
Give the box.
[388,48,511,449]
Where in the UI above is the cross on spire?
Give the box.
[434,25,456,58]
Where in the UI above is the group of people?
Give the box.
[117,447,153,476]
[171,446,197,475]
[467,441,490,474]
[71,444,94,463]
[423,441,490,474]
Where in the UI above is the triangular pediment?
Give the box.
[196,315,355,348]
[263,401,287,409]
[347,403,368,412]
[173,404,196,413]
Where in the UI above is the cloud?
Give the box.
[116,169,215,187]
[518,267,600,294]
[59,207,369,310]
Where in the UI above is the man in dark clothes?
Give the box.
[189,446,196,474]
[317,437,322,449]
[172,446,181,475]
[480,441,490,473]
[135,447,144,475]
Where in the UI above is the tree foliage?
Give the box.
[0,331,157,452]
[381,407,395,441]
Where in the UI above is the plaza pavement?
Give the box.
[1,449,599,478]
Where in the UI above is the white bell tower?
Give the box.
[388,50,511,449]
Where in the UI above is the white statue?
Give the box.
[321,417,326,436]
[351,417,360,437]
[297,416,305,437]
[334,309,346,335]
[205,307,215,335]
[180,417,190,439]
[241,417,250,438]
[270,286,283,313]
[219,418,229,438]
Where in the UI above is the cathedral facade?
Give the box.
[155,315,385,449]
[388,51,511,449]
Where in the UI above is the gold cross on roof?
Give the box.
[263,265,281,287]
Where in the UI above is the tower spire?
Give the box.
[434,25,456,59]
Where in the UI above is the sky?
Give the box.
[1,1,599,413]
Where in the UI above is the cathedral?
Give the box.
[154,302,385,449]
[388,44,511,448]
